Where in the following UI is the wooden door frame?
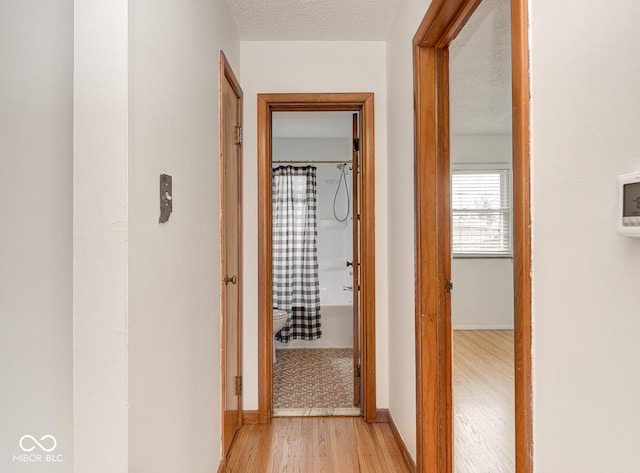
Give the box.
[257,92,377,423]
[219,50,243,460]
[412,1,532,472]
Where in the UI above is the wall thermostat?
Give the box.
[617,171,640,237]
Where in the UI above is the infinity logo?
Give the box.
[19,435,57,453]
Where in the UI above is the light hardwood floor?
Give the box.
[224,331,512,473]
[454,330,514,473]
[224,417,411,472]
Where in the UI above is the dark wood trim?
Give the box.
[359,93,377,423]
[412,1,532,472]
[511,1,533,471]
[374,409,390,423]
[257,94,272,424]
[242,410,260,425]
[412,42,451,472]
[257,93,377,423]
[219,50,244,456]
[413,0,483,49]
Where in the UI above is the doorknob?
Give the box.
[224,275,237,285]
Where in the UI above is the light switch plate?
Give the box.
[159,174,172,223]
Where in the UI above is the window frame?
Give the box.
[451,163,513,259]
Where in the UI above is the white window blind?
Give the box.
[451,169,512,256]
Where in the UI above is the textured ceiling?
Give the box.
[225,0,400,40]
[230,0,511,135]
[449,0,512,135]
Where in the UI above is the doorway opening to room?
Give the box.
[412,0,532,472]
[257,93,377,423]
[271,110,360,416]
[448,1,515,471]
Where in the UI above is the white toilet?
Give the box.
[272,309,289,362]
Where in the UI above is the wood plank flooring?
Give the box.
[454,330,514,473]
[225,330,512,473]
[223,417,411,473]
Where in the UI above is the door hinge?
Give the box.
[445,280,453,293]
[235,375,243,395]
[353,138,360,152]
[354,364,361,378]
[235,126,243,145]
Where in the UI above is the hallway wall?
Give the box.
[74,1,129,469]
[128,1,239,472]
[530,1,640,470]
[386,0,640,469]
[386,0,426,461]
[240,41,389,410]
[0,1,74,470]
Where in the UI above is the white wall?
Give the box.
[273,137,350,163]
[0,1,73,470]
[74,0,129,470]
[386,0,428,461]
[389,1,640,468]
[240,41,389,410]
[128,1,239,472]
[451,135,514,329]
[530,1,640,471]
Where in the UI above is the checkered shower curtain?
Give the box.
[272,165,322,342]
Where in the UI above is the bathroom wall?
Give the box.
[272,138,354,349]
[316,163,354,298]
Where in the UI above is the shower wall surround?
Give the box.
[273,138,354,349]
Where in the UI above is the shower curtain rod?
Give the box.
[272,160,353,164]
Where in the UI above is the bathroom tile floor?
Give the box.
[273,348,354,409]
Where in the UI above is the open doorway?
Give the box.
[412,0,532,472]
[270,111,360,416]
[256,93,378,423]
[448,0,515,471]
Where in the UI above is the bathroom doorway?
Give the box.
[257,93,377,423]
[271,111,360,416]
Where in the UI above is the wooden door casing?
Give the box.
[220,51,243,458]
[412,0,532,472]
[351,112,361,407]
[257,93,377,423]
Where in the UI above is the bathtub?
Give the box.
[275,289,354,349]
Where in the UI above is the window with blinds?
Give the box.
[451,169,512,257]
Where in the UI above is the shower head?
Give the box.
[336,163,346,170]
